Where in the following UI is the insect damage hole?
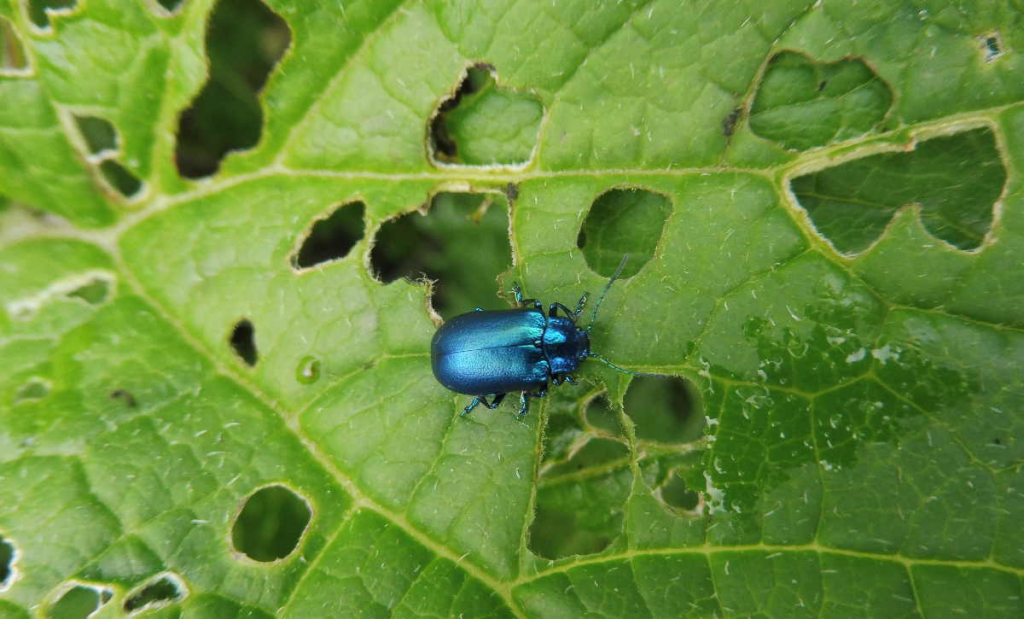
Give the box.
[152,0,184,15]
[292,202,365,269]
[69,115,144,200]
[370,192,512,319]
[27,0,77,30]
[659,471,702,513]
[790,128,1007,254]
[578,187,671,279]
[229,319,257,366]
[428,63,543,166]
[47,583,113,619]
[529,437,631,560]
[174,0,291,178]
[624,375,704,445]
[66,276,111,305]
[1,17,29,72]
[122,573,187,614]
[749,51,893,151]
[0,535,16,590]
[231,484,311,562]
[13,377,50,404]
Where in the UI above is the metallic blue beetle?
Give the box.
[431,257,631,417]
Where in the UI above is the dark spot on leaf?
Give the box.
[296,356,320,384]
[67,276,111,305]
[110,389,137,407]
[1,18,29,70]
[230,319,257,366]
[122,574,186,613]
[980,33,1003,62]
[578,187,671,279]
[624,375,704,445]
[292,202,365,269]
[47,584,110,619]
[721,107,741,137]
[72,116,117,155]
[232,485,311,562]
[429,64,542,166]
[370,192,511,319]
[0,535,13,587]
[992,437,1001,445]
[27,0,76,29]
[750,51,893,151]
[659,471,701,512]
[791,128,1006,253]
[505,182,519,202]
[175,0,291,178]
[13,377,49,404]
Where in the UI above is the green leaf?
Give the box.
[1,1,1022,618]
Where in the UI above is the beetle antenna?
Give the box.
[589,352,643,376]
[587,254,629,333]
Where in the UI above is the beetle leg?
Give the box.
[551,374,563,386]
[517,392,530,417]
[574,292,589,316]
[487,393,506,409]
[512,283,523,305]
[474,307,483,312]
[549,302,575,319]
[461,397,483,417]
[564,374,577,385]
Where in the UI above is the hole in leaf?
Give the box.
[155,0,183,14]
[979,33,1004,63]
[542,413,586,466]
[577,187,671,279]
[1,17,28,70]
[429,64,543,166]
[66,277,111,305]
[174,0,291,178]
[229,319,257,366]
[0,535,14,588]
[370,192,512,319]
[659,471,701,512]
[544,438,629,477]
[750,51,893,151]
[122,573,186,614]
[584,395,624,437]
[47,584,113,619]
[98,160,143,199]
[13,377,50,404]
[791,128,1006,254]
[292,202,365,269]
[68,115,143,200]
[27,0,76,30]
[72,116,117,156]
[531,438,631,559]
[231,485,311,562]
[624,375,704,445]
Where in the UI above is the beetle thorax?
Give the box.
[542,317,589,375]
